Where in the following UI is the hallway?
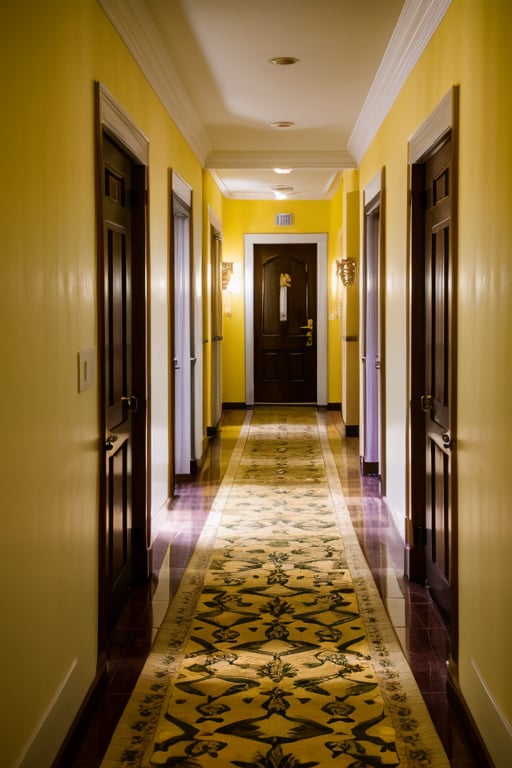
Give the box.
[66,408,478,767]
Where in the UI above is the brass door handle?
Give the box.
[300,319,313,330]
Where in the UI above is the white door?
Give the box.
[172,195,192,475]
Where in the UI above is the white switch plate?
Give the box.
[78,347,96,392]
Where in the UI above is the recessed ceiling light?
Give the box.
[274,168,293,174]
[271,185,294,196]
[270,121,295,129]
[268,57,299,66]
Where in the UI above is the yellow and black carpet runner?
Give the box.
[102,407,449,767]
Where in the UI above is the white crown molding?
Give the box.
[348,0,452,164]
[172,169,193,207]
[98,0,211,164]
[209,170,341,201]
[98,82,149,164]
[206,150,356,171]
[408,87,454,162]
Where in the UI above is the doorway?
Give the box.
[361,170,385,481]
[244,234,328,406]
[210,223,223,429]
[95,84,150,648]
[408,88,459,665]
[253,243,317,403]
[170,175,194,477]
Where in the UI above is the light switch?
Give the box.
[78,347,96,392]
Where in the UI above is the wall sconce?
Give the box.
[221,262,233,290]
[336,258,356,287]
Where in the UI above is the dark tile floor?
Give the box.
[68,408,479,767]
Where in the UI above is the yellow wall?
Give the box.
[0,1,204,764]
[359,1,512,763]
[2,0,510,765]
[221,195,343,405]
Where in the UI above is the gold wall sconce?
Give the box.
[336,258,356,287]
[221,262,234,290]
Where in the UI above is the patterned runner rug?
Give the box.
[102,407,449,767]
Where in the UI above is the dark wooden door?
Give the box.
[101,134,137,629]
[422,138,454,621]
[254,244,317,403]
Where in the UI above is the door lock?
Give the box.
[105,434,118,451]
[300,319,313,346]
[420,394,433,412]
[442,431,452,448]
[121,395,138,413]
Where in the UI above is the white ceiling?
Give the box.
[99,0,451,199]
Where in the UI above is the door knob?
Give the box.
[105,434,118,451]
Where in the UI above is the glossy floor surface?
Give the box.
[68,409,479,767]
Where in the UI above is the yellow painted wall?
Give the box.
[221,195,343,405]
[359,1,512,763]
[0,1,204,764]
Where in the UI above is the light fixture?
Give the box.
[221,262,233,290]
[271,185,294,199]
[273,168,293,174]
[270,121,295,129]
[268,56,300,66]
[336,258,357,286]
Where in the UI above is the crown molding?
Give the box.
[206,150,356,170]
[209,170,341,201]
[348,0,452,164]
[97,0,211,164]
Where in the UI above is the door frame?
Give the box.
[407,86,459,667]
[95,82,151,653]
[244,233,328,406]
[170,171,193,477]
[361,169,386,487]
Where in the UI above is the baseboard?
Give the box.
[327,402,341,410]
[345,424,359,437]
[51,664,108,768]
[13,658,101,768]
[222,401,247,409]
[447,666,496,768]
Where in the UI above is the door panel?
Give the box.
[171,195,193,476]
[210,226,222,428]
[102,135,134,627]
[254,244,317,403]
[362,201,381,475]
[423,139,453,621]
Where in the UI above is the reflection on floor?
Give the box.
[69,409,478,767]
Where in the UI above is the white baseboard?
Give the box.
[15,660,78,768]
[470,658,512,768]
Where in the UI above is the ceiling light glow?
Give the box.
[268,57,299,66]
[273,168,293,174]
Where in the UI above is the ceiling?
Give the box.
[98,0,451,199]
